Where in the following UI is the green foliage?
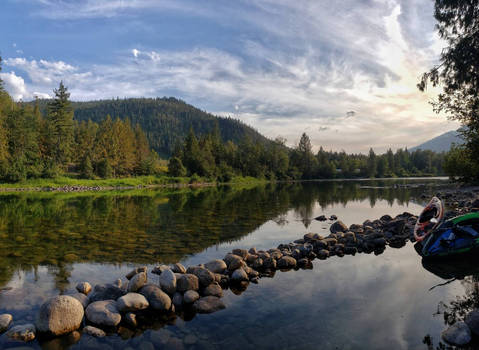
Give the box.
[167,157,186,177]
[97,158,113,179]
[443,144,479,183]
[80,155,94,179]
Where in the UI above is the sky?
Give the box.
[0,0,460,153]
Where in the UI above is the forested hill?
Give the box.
[32,97,271,157]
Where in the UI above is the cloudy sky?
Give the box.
[0,0,459,153]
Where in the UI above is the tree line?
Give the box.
[169,130,446,181]
[0,78,159,181]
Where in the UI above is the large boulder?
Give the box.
[441,321,471,346]
[139,284,172,311]
[85,300,121,327]
[6,323,36,342]
[116,293,149,312]
[186,266,215,287]
[193,296,226,314]
[89,283,125,302]
[204,260,227,274]
[36,295,84,336]
[159,269,177,295]
[330,221,348,233]
[128,272,147,292]
[176,274,199,292]
[0,314,12,333]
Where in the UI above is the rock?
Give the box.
[152,265,170,275]
[124,313,137,328]
[224,254,244,271]
[171,263,186,274]
[159,269,177,295]
[139,284,172,311]
[85,300,121,327]
[232,249,248,259]
[246,254,258,264]
[263,257,277,269]
[231,268,249,282]
[187,266,215,287]
[128,272,147,292]
[269,249,283,260]
[277,256,297,269]
[465,309,479,336]
[248,247,258,255]
[315,215,327,221]
[330,220,348,233]
[202,283,223,297]
[176,274,199,292]
[441,321,471,346]
[76,282,92,295]
[68,292,90,309]
[183,290,200,304]
[0,314,12,333]
[36,295,84,336]
[83,325,106,337]
[89,283,125,302]
[6,324,36,342]
[116,293,149,312]
[344,246,357,255]
[330,215,338,220]
[172,292,183,307]
[380,214,393,222]
[125,266,147,280]
[193,296,226,314]
[204,259,227,274]
[303,233,316,242]
[252,258,263,269]
[112,279,122,288]
[258,251,270,260]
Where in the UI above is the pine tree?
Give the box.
[168,157,186,177]
[367,148,377,178]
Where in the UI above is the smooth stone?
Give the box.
[248,247,258,255]
[186,266,215,288]
[441,321,471,346]
[171,263,186,274]
[116,293,149,312]
[193,296,226,314]
[204,259,227,274]
[112,279,122,288]
[183,290,200,304]
[202,283,223,297]
[69,292,90,309]
[6,324,36,342]
[263,257,276,269]
[172,292,183,307]
[159,269,177,295]
[128,272,147,292]
[83,325,106,337]
[232,249,248,259]
[139,284,172,311]
[152,265,170,275]
[223,254,244,271]
[252,258,263,269]
[85,300,121,327]
[125,266,147,280]
[89,283,125,302]
[36,295,84,336]
[231,268,249,282]
[125,313,137,328]
[76,282,92,295]
[176,274,199,292]
[0,314,13,333]
[277,256,297,269]
[330,220,348,233]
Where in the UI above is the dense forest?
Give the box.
[31,97,270,158]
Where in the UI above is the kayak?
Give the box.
[414,196,479,258]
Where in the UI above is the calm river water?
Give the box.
[0,179,475,349]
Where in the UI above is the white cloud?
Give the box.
[1,71,29,100]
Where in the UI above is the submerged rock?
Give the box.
[0,314,12,333]
[36,295,84,336]
[85,300,121,327]
[193,296,226,314]
[83,325,106,337]
[6,323,36,342]
[441,321,471,346]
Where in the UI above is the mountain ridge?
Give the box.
[410,129,463,153]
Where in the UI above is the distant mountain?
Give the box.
[32,97,271,158]
[410,129,463,153]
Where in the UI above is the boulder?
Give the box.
[315,215,327,221]
[83,325,106,337]
[125,266,147,280]
[277,256,297,269]
[139,284,172,311]
[172,292,183,307]
[170,263,186,274]
[6,323,36,342]
[252,258,263,270]
[68,292,90,309]
[269,249,283,260]
[183,290,200,304]
[85,300,121,327]
[116,293,149,312]
[0,314,12,333]
[246,254,258,264]
[76,282,92,295]
[224,254,244,271]
[36,295,84,336]
[152,265,170,275]
[204,260,227,274]
[263,257,276,269]
[128,272,147,292]
[186,266,215,287]
[465,309,479,336]
[231,268,248,282]
[258,251,270,260]
[232,249,248,259]
[441,321,471,346]
[202,283,223,297]
[248,247,258,255]
[176,274,199,292]
[159,269,177,295]
[193,296,226,314]
[330,220,348,233]
[89,283,125,302]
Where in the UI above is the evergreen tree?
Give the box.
[366,148,377,178]
[167,157,187,177]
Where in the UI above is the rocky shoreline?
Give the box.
[1,186,479,348]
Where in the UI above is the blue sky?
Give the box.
[0,0,459,152]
